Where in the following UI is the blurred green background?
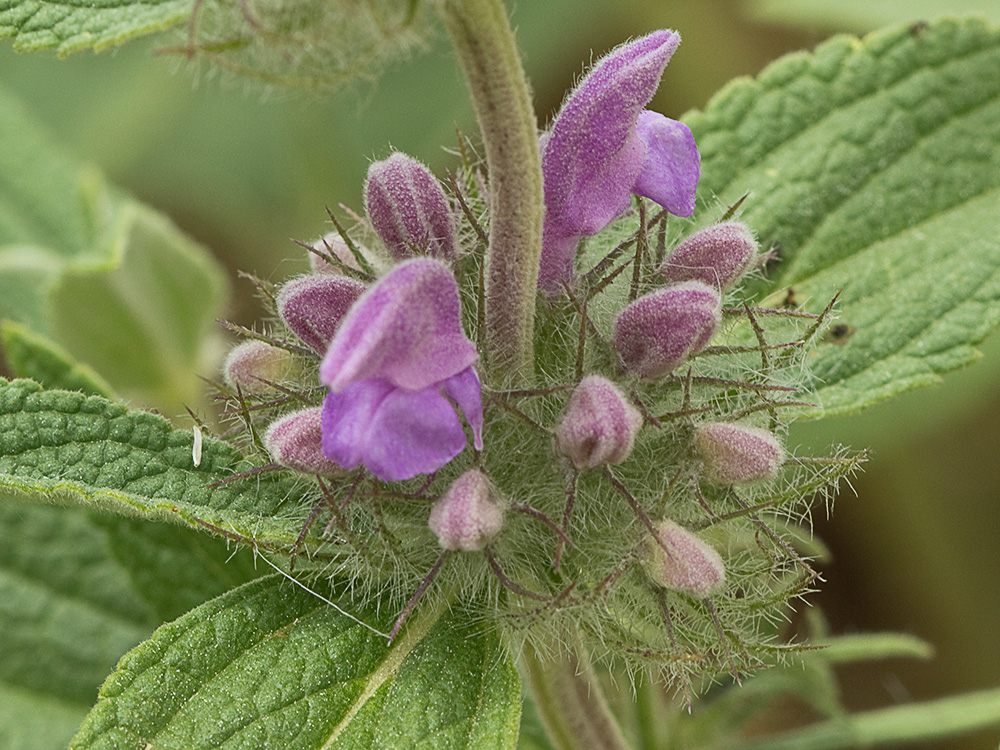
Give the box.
[2,1,999,747]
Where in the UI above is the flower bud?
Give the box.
[660,221,758,292]
[694,422,784,484]
[611,281,721,377]
[223,340,292,392]
[276,275,366,355]
[308,232,366,274]
[264,407,344,475]
[364,152,457,261]
[555,375,643,469]
[645,519,725,597]
[428,469,504,552]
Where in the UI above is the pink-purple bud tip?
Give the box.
[694,422,785,484]
[612,281,721,377]
[222,340,292,392]
[364,152,457,261]
[264,407,344,475]
[277,274,367,355]
[661,221,758,292]
[646,519,726,597]
[428,469,504,551]
[555,375,643,469]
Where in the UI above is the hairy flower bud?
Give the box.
[223,340,292,392]
[276,274,366,355]
[428,470,504,552]
[661,221,758,291]
[646,519,726,597]
[555,375,643,469]
[612,281,721,377]
[694,422,785,484]
[364,152,457,261]
[264,407,343,475]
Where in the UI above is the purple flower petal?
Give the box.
[442,366,484,450]
[321,379,395,471]
[542,31,680,233]
[632,111,700,218]
[363,387,467,481]
[320,258,477,392]
[539,228,586,297]
[538,30,680,291]
[537,31,705,293]
[321,378,468,482]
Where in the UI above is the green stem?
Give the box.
[521,640,631,750]
[439,0,543,386]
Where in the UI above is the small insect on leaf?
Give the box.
[193,424,203,467]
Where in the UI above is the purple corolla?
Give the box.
[319,258,483,482]
[538,30,701,292]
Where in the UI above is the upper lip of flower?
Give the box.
[320,257,478,393]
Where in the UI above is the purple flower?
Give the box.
[660,221,759,292]
[694,422,784,484]
[264,407,344,476]
[538,30,701,292]
[319,258,483,482]
[645,519,726,597]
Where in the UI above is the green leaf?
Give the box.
[0,0,190,55]
[85,512,263,623]
[686,18,1000,417]
[0,679,92,750]
[0,84,227,411]
[0,91,97,257]
[817,632,933,664]
[741,685,1000,750]
[0,494,260,750]
[0,501,156,749]
[746,0,1000,34]
[71,574,521,749]
[48,198,228,408]
[1,319,115,397]
[166,0,436,90]
[0,378,321,552]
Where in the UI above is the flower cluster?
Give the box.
[217,30,859,686]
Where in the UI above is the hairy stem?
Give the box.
[440,0,543,386]
[521,639,631,750]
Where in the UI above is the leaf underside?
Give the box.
[686,18,1000,417]
[0,0,190,55]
